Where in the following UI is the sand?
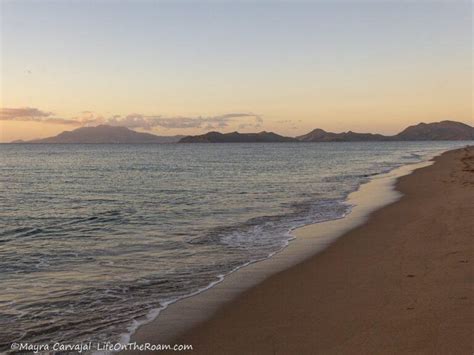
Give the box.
[155,146,473,355]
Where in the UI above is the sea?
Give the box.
[0,141,469,350]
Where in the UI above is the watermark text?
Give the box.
[10,341,193,353]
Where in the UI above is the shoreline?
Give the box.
[164,146,473,354]
[121,147,469,353]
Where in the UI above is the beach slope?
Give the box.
[171,146,473,354]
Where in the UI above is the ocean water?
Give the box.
[0,141,469,349]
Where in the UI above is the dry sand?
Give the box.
[163,146,473,355]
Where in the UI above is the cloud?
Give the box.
[238,122,262,130]
[0,107,263,131]
[0,107,81,125]
[0,107,54,120]
[117,113,261,130]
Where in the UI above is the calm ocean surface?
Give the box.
[0,142,469,349]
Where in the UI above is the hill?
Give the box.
[179,131,298,143]
[395,121,474,141]
[19,125,183,144]
[297,129,388,142]
[297,121,473,142]
[12,120,473,144]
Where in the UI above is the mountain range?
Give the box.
[10,120,474,144]
[13,125,184,144]
[179,131,298,143]
[181,120,473,142]
[298,121,474,142]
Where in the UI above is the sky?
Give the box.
[0,0,472,142]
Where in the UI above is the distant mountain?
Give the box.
[179,131,298,143]
[10,120,473,144]
[395,121,474,141]
[298,129,388,142]
[298,121,473,142]
[19,125,184,144]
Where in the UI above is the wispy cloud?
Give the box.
[0,107,263,131]
[0,107,82,125]
[1,107,53,120]
[103,113,262,130]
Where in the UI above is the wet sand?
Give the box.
[124,146,473,355]
[158,146,473,354]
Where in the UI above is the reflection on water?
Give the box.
[0,141,468,349]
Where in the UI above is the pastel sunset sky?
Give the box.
[0,0,472,142]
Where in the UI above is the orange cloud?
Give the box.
[0,107,263,130]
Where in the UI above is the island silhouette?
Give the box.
[11,120,474,144]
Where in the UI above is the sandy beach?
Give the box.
[152,146,474,355]
[3,1,473,352]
